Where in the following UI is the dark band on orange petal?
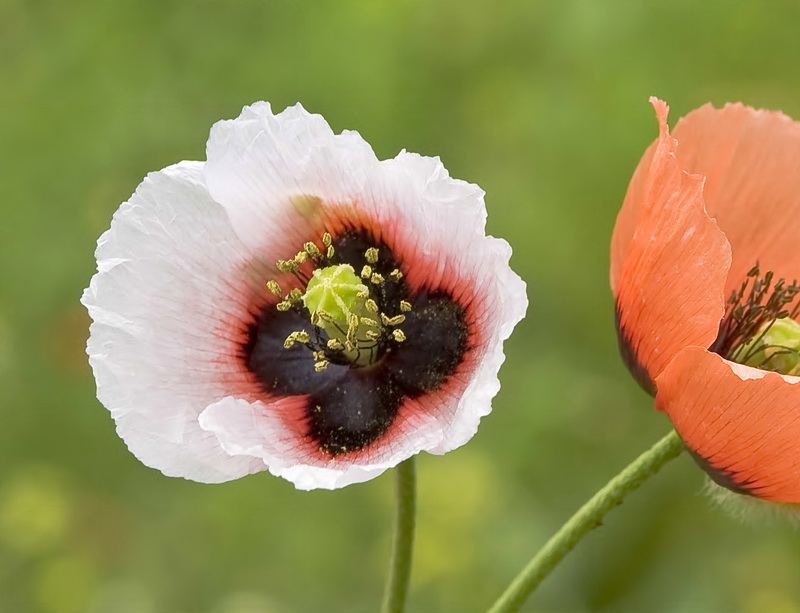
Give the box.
[686,447,756,497]
[615,302,655,395]
[656,346,800,503]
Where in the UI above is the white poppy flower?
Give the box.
[82,102,527,490]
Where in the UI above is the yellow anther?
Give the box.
[392,329,406,343]
[322,232,332,247]
[276,301,292,312]
[361,265,372,279]
[360,317,380,328]
[390,269,403,281]
[314,360,329,372]
[283,330,309,349]
[370,273,385,285]
[266,280,282,296]
[314,310,332,324]
[327,338,344,351]
[366,299,379,313]
[365,329,380,341]
[399,300,412,312]
[348,313,359,330]
[346,318,358,347]
[327,245,335,259]
[304,242,321,258]
[381,313,406,326]
[288,288,303,302]
[276,259,298,273]
[294,251,308,264]
[365,248,379,264]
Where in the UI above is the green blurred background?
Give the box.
[2,1,800,611]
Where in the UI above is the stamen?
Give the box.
[365,247,379,264]
[734,317,800,375]
[304,242,321,258]
[283,330,310,349]
[326,338,344,351]
[711,263,800,374]
[273,236,416,371]
[381,313,406,326]
[276,259,299,273]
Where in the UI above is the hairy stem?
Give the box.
[487,430,684,613]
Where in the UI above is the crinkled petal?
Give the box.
[86,103,527,490]
[656,346,800,503]
[208,107,527,463]
[198,396,444,490]
[82,161,266,483]
[672,103,800,291]
[346,151,527,453]
[204,102,379,257]
[197,151,527,485]
[612,98,731,389]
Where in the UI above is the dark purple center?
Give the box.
[244,228,469,455]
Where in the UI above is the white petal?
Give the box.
[204,102,378,255]
[340,151,528,455]
[85,103,527,490]
[82,161,266,483]
[198,396,444,490]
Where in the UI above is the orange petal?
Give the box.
[610,117,657,290]
[656,346,800,503]
[612,98,731,390]
[672,103,800,292]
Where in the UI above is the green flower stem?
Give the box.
[487,429,685,613]
[380,457,417,613]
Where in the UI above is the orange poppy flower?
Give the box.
[612,97,800,503]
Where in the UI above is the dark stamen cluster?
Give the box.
[245,227,469,456]
[268,230,409,370]
[710,264,800,364]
